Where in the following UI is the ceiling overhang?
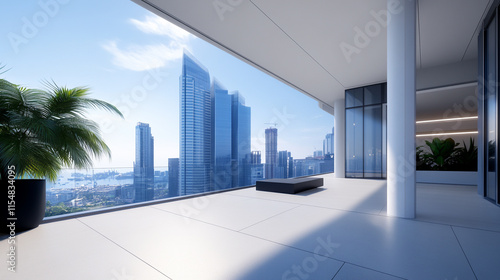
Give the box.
[131,0,492,108]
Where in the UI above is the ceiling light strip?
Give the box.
[416,116,478,124]
[416,131,478,137]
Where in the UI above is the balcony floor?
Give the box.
[2,174,500,280]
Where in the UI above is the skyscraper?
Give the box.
[211,79,232,190]
[323,132,334,156]
[168,158,179,197]
[278,150,292,179]
[265,127,278,179]
[231,91,251,187]
[134,122,154,202]
[180,51,212,195]
[250,151,264,184]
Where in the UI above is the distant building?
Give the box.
[250,151,264,184]
[313,150,324,158]
[265,128,278,179]
[212,79,233,190]
[231,91,251,187]
[277,151,293,179]
[323,132,334,156]
[180,51,252,193]
[180,51,212,195]
[134,122,154,202]
[168,158,179,197]
[321,154,335,173]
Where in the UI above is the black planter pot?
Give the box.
[1,179,46,233]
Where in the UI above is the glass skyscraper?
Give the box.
[265,127,278,179]
[212,79,232,190]
[231,91,251,187]
[180,51,252,194]
[134,122,154,202]
[180,51,212,195]
[168,158,179,197]
[250,151,264,185]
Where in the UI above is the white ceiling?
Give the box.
[416,83,478,120]
[132,0,492,108]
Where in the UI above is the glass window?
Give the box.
[346,108,364,177]
[364,105,383,178]
[346,88,363,108]
[364,84,382,105]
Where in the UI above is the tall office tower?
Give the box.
[134,122,154,202]
[265,127,278,179]
[231,91,251,187]
[250,151,264,185]
[288,155,294,178]
[180,51,212,195]
[323,132,334,155]
[251,151,261,164]
[211,79,232,190]
[278,151,292,178]
[168,158,179,197]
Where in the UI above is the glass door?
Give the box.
[484,16,498,202]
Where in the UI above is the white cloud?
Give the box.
[102,41,187,71]
[102,15,194,71]
[129,15,193,41]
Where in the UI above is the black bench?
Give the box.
[256,177,323,194]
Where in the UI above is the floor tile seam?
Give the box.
[450,226,478,280]
[148,205,242,232]
[414,219,500,234]
[237,205,303,232]
[75,218,173,280]
[236,230,349,264]
[332,261,408,280]
[213,193,388,217]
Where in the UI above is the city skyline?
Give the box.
[0,1,335,169]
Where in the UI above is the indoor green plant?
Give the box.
[0,76,122,231]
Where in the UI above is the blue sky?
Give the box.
[1,0,334,168]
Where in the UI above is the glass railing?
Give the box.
[45,167,167,217]
[44,159,334,218]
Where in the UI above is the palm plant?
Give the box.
[422,138,459,170]
[453,138,478,171]
[0,78,123,181]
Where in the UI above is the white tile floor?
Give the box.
[1,174,499,280]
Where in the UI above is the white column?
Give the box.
[334,99,345,178]
[387,0,416,218]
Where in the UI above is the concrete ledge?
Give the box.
[256,177,323,194]
[416,171,478,185]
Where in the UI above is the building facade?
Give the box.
[250,151,264,185]
[211,79,233,190]
[168,158,179,197]
[179,51,212,195]
[231,91,251,187]
[133,122,154,202]
[265,127,278,179]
